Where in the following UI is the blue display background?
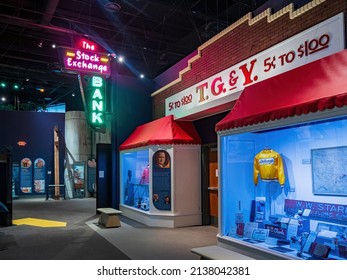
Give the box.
[12,163,20,196]
[220,116,347,238]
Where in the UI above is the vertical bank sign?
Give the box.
[165,13,345,119]
[87,76,106,129]
[58,38,110,131]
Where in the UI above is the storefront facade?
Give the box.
[151,0,347,258]
[216,50,347,259]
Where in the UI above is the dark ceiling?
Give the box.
[0,0,271,111]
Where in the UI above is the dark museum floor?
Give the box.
[0,198,218,260]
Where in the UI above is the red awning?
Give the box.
[119,115,201,150]
[216,50,347,132]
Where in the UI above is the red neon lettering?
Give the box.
[82,41,95,51]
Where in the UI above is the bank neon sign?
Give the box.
[89,76,105,128]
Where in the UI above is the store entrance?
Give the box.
[201,144,219,227]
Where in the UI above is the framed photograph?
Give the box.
[311,146,347,196]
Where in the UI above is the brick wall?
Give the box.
[152,0,347,119]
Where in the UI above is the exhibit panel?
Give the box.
[217,116,347,260]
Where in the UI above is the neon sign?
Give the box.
[88,76,106,129]
[75,38,100,52]
[58,39,110,76]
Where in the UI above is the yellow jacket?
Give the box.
[254,149,285,186]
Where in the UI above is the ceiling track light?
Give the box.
[104,2,122,13]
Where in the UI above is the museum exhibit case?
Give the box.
[218,116,347,260]
[121,149,150,212]
[215,50,347,260]
[119,115,202,228]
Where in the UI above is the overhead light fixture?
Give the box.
[108,53,117,60]
[52,44,56,48]
[104,1,122,13]
[38,40,43,48]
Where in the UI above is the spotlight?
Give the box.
[118,56,124,63]
[140,74,145,79]
[38,40,43,48]
[0,82,6,88]
[52,43,56,48]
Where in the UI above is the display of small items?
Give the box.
[231,206,347,260]
[130,183,149,211]
[124,165,150,211]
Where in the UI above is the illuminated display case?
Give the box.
[119,145,201,228]
[121,149,150,211]
[218,116,347,260]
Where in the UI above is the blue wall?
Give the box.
[0,111,65,196]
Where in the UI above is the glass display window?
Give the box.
[120,149,150,211]
[219,116,347,260]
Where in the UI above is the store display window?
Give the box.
[120,149,150,211]
[219,116,347,260]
